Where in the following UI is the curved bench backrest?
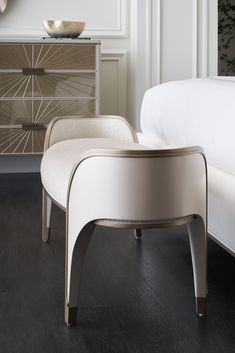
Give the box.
[67,147,207,234]
[44,115,137,150]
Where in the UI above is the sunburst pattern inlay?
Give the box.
[0,44,96,69]
[0,100,96,153]
[0,73,95,98]
[0,42,99,154]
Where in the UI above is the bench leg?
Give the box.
[187,216,207,316]
[42,188,52,243]
[65,223,95,325]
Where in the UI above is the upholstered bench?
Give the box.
[40,115,207,325]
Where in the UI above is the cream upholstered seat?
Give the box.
[40,115,208,326]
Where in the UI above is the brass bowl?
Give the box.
[43,20,86,38]
[0,0,7,13]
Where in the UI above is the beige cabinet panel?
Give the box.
[0,44,33,69]
[33,44,96,70]
[0,39,100,154]
[0,128,45,154]
[0,44,96,70]
[0,73,96,98]
[0,99,96,154]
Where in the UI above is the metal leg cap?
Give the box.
[65,305,77,326]
[42,227,51,243]
[135,229,142,239]
[196,297,207,317]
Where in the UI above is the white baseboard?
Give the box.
[0,156,41,173]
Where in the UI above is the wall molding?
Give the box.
[145,0,152,88]
[195,0,210,78]
[192,0,198,78]
[101,50,127,116]
[131,0,218,128]
[151,0,161,86]
[86,0,128,38]
[201,0,209,77]
[140,0,161,88]
[0,0,128,39]
[151,0,212,82]
[208,0,218,76]
[144,0,202,85]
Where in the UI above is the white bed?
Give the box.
[137,77,235,255]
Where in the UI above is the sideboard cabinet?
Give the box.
[0,38,100,154]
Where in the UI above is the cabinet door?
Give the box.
[0,72,96,98]
[0,42,99,154]
[0,99,96,154]
[0,44,33,69]
[33,44,96,70]
[0,128,45,154]
[33,72,96,98]
[0,44,96,70]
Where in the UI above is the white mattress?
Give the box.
[208,164,235,253]
[140,78,235,175]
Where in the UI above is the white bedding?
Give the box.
[140,78,235,175]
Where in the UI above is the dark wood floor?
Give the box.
[0,173,235,353]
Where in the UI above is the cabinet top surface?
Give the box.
[0,36,101,45]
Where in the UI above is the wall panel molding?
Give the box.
[151,0,161,86]
[208,0,218,76]
[196,0,210,77]
[192,0,198,78]
[101,50,127,116]
[86,0,128,38]
[132,0,216,127]
[195,0,217,78]
[142,0,215,84]
[0,0,128,38]
[201,0,209,77]
[152,0,199,83]
[125,0,217,130]
[145,0,153,88]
